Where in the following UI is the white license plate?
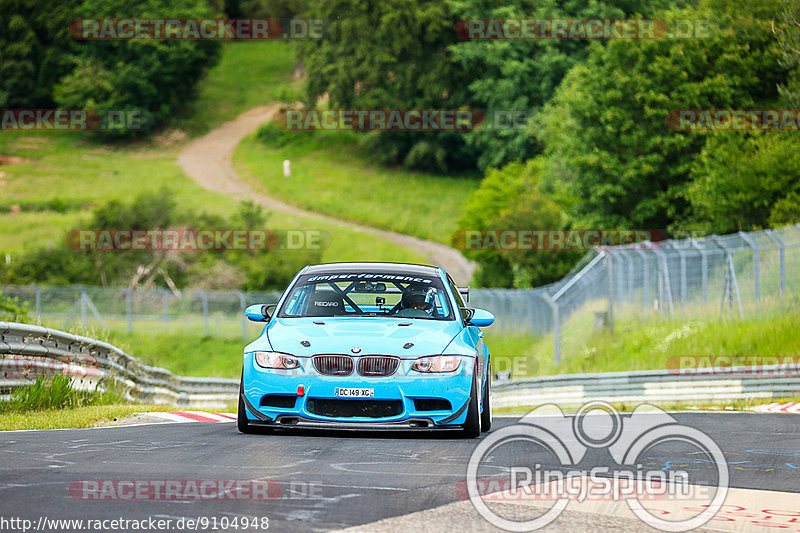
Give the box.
[335,387,374,398]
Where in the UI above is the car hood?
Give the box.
[264,317,462,357]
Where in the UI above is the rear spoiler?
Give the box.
[458,286,470,303]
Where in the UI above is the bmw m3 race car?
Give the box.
[238,262,494,437]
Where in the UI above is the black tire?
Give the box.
[480,360,492,432]
[237,372,254,434]
[461,367,481,438]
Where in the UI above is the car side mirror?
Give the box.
[465,307,494,328]
[245,304,276,322]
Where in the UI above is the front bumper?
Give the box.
[241,354,476,428]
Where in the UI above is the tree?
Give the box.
[297,0,474,172]
[536,0,787,230]
[0,0,77,108]
[53,0,221,137]
[685,131,800,233]
[447,0,682,171]
[456,159,580,287]
[776,1,800,107]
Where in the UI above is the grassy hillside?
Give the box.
[516,296,800,377]
[235,132,479,244]
[176,41,299,135]
[0,41,426,264]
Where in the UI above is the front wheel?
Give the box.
[480,360,492,432]
[461,367,481,438]
[237,372,254,434]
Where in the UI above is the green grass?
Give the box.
[518,296,800,377]
[113,331,245,379]
[175,41,299,135]
[235,132,479,244]
[0,404,173,431]
[0,132,425,263]
[0,39,426,264]
[0,375,120,412]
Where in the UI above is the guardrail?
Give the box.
[493,366,800,409]
[3,321,797,411]
[0,321,238,409]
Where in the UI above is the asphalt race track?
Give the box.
[0,413,798,532]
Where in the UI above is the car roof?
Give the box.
[302,262,443,277]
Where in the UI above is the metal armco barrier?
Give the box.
[3,321,797,412]
[0,321,238,409]
[493,366,800,409]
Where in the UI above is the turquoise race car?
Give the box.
[238,262,494,437]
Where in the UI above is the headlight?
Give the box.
[411,355,462,373]
[254,351,300,370]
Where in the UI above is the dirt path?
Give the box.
[177,105,476,284]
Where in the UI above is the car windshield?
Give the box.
[278,272,454,320]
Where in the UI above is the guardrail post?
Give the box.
[764,229,785,297]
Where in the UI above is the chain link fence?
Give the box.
[3,225,799,352]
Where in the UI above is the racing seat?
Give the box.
[306,290,346,317]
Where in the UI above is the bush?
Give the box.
[0,192,319,291]
[0,376,120,413]
[53,0,221,137]
[0,291,28,322]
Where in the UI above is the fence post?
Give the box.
[34,285,41,320]
[236,291,247,340]
[653,248,674,316]
[125,287,133,334]
[764,229,785,298]
[691,239,708,303]
[678,248,687,310]
[201,290,210,336]
[739,231,760,304]
[161,289,170,327]
[636,250,649,309]
[543,292,560,365]
[80,290,88,329]
[627,252,634,304]
[606,251,615,334]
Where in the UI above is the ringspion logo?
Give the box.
[464,402,728,531]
